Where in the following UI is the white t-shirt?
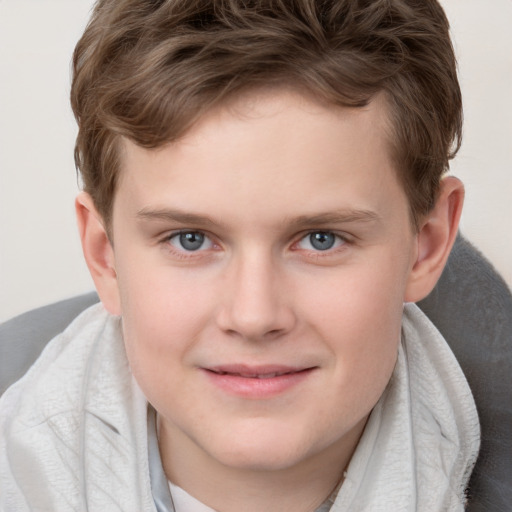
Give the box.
[169,481,217,512]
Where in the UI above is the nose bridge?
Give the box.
[218,245,295,340]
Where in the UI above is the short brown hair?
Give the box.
[71,0,462,230]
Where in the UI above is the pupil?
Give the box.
[180,232,204,251]
[310,232,335,250]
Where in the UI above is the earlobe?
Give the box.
[404,176,464,303]
[75,192,121,315]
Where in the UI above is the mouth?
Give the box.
[206,365,314,378]
[202,364,316,398]
[211,371,295,379]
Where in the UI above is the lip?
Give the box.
[201,364,316,399]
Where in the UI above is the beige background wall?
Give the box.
[1,0,511,322]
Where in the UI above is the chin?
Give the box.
[215,444,307,472]
[203,420,329,472]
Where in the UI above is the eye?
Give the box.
[296,231,345,251]
[168,231,214,252]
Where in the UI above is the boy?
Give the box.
[0,1,480,510]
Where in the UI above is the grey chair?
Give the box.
[1,235,511,511]
[417,236,512,511]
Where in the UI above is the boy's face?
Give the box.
[108,90,418,474]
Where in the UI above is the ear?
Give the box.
[405,176,464,303]
[75,192,121,315]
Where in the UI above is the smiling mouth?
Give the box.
[202,365,316,398]
[207,369,310,379]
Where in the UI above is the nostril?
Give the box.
[264,328,284,339]
[223,327,284,341]
[215,294,297,340]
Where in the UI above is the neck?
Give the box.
[158,417,365,512]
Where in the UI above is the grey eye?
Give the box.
[309,232,336,251]
[296,231,345,252]
[171,231,207,251]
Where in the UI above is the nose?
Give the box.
[216,250,296,341]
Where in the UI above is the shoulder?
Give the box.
[0,304,142,511]
[0,303,116,432]
[0,292,100,396]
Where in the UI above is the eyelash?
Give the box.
[293,231,348,253]
[161,230,218,259]
[160,229,351,258]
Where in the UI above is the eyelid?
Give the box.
[163,229,218,253]
[159,228,351,257]
[293,230,350,252]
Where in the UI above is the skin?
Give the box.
[77,89,463,512]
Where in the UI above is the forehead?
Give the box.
[114,89,406,231]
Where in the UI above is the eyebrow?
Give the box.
[136,207,220,228]
[136,207,381,229]
[287,210,381,230]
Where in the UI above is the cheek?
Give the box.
[114,262,216,380]
[302,258,407,396]
[304,256,406,339]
